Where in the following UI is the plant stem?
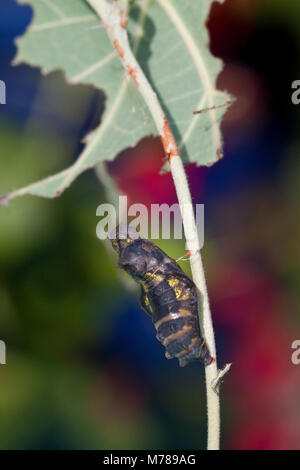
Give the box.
[87,0,220,449]
[169,156,220,450]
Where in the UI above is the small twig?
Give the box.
[86,0,224,450]
[193,99,233,115]
[211,363,232,395]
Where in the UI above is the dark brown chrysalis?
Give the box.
[110,227,213,367]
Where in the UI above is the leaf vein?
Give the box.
[31,14,96,32]
[71,52,116,82]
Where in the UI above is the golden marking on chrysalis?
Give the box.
[162,325,193,346]
[145,272,164,283]
[143,294,153,313]
[173,286,183,299]
[179,292,190,300]
[168,277,190,300]
[167,277,180,288]
[154,309,192,330]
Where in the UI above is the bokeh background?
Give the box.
[0,0,300,450]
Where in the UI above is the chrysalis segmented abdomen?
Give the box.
[143,274,212,367]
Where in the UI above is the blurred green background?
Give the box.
[0,0,300,449]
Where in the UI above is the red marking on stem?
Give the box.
[161,117,179,161]
[127,65,139,87]
[113,40,124,59]
[179,250,191,260]
[120,12,129,29]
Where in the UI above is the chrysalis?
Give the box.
[110,227,213,367]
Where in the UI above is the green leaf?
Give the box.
[2,0,229,204]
